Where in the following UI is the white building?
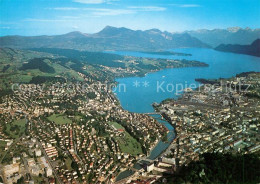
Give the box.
[45,167,53,177]
[35,149,42,157]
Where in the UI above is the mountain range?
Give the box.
[186,27,260,47]
[0,26,259,52]
[215,39,260,57]
[0,26,209,51]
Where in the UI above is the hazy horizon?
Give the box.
[1,25,260,37]
[1,0,260,36]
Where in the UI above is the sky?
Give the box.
[0,0,260,36]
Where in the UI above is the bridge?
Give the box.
[114,171,139,184]
[143,112,161,115]
[143,108,189,115]
[138,157,154,163]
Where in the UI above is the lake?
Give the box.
[112,48,260,159]
[112,48,260,180]
[112,48,260,113]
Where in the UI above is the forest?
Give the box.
[20,58,55,73]
[166,152,260,184]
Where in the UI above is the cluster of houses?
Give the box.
[0,136,55,184]
[157,74,260,169]
[0,75,170,183]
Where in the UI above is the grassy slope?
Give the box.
[6,118,26,138]
[0,48,84,90]
[0,47,208,90]
[109,122,143,155]
[47,113,72,125]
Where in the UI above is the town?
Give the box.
[149,72,260,182]
[1,69,259,184]
[101,73,260,183]
[0,71,167,184]
[1,0,260,183]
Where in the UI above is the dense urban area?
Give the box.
[154,72,260,183]
[0,46,259,184]
[1,0,260,182]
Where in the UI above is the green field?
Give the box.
[47,114,72,125]
[142,58,159,65]
[109,121,124,129]
[109,122,142,155]
[65,157,73,171]
[13,119,27,126]
[5,119,27,138]
[0,48,84,90]
[0,140,6,147]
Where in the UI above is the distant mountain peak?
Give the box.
[99,25,132,32]
[227,27,242,32]
[63,31,87,37]
[146,28,162,34]
[0,26,210,50]
[102,25,116,30]
[194,29,209,33]
[97,26,134,36]
[227,27,253,33]
[186,27,260,47]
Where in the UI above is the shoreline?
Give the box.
[112,63,209,83]
[112,54,210,180]
[111,61,259,182]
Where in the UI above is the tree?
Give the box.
[71,161,78,171]
[170,153,260,184]
[16,176,24,184]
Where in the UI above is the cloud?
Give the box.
[23,18,74,22]
[58,16,80,19]
[83,6,166,16]
[84,8,135,16]
[52,7,79,10]
[73,0,117,4]
[72,25,79,29]
[48,5,166,17]
[128,6,166,12]
[179,4,201,8]
[170,4,201,8]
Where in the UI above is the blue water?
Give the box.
[147,114,175,159]
[112,48,260,180]
[112,48,260,113]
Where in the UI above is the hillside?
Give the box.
[215,39,260,57]
[186,27,260,47]
[165,153,260,184]
[0,26,210,51]
[0,48,85,90]
[20,58,55,73]
[0,47,209,93]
